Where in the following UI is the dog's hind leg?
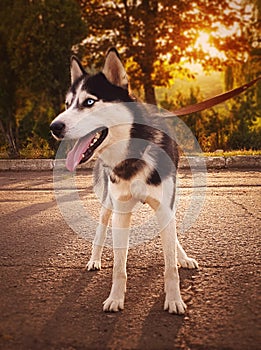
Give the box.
[177,238,199,269]
[103,210,131,312]
[86,204,112,271]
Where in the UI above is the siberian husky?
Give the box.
[50,48,198,314]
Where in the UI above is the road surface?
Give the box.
[0,169,260,349]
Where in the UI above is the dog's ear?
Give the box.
[102,48,128,89]
[70,56,86,84]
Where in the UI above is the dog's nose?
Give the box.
[50,121,65,139]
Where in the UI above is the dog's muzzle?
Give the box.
[50,121,65,139]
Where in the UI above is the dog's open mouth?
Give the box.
[66,127,108,172]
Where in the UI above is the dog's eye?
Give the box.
[65,101,69,109]
[82,98,96,108]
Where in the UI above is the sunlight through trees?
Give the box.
[0,0,260,157]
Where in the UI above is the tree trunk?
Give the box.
[144,81,157,105]
[136,0,158,105]
[0,118,19,158]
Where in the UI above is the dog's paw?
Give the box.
[178,256,199,269]
[103,297,124,312]
[164,298,187,314]
[86,259,101,271]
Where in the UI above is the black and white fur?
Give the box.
[50,48,198,314]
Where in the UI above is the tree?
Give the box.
[78,0,251,104]
[0,31,18,156]
[223,0,261,150]
[0,0,86,157]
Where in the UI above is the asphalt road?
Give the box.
[0,169,260,350]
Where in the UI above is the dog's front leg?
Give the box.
[103,211,131,312]
[157,208,187,314]
[86,205,112,271]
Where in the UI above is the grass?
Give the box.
[203,150,261,157]
[1,145,261,160]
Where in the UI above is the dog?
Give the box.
[50,48,198,314]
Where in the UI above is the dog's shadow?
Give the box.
[28,256,198,349]
[137,297,184,350]
[137,268,197,350]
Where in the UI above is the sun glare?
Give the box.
[195,31,226,60]
[182,30,228,74]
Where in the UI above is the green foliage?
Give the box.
[0,0,260,158]
[8,0,86,98]
[226,91,261,150]
[159,80,261,152]
[0,0,86,158]
[222,30,261,151]
[204,150,261,157]
[19,133,55,159]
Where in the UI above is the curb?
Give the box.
[0,156,260,171]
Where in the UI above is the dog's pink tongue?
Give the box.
[66,136,92,172]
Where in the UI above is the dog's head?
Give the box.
[50,48,134,171]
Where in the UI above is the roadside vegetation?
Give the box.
[203,150,261,157]
[0,0,260,159]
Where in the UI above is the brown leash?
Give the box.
[165,76,261,117]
